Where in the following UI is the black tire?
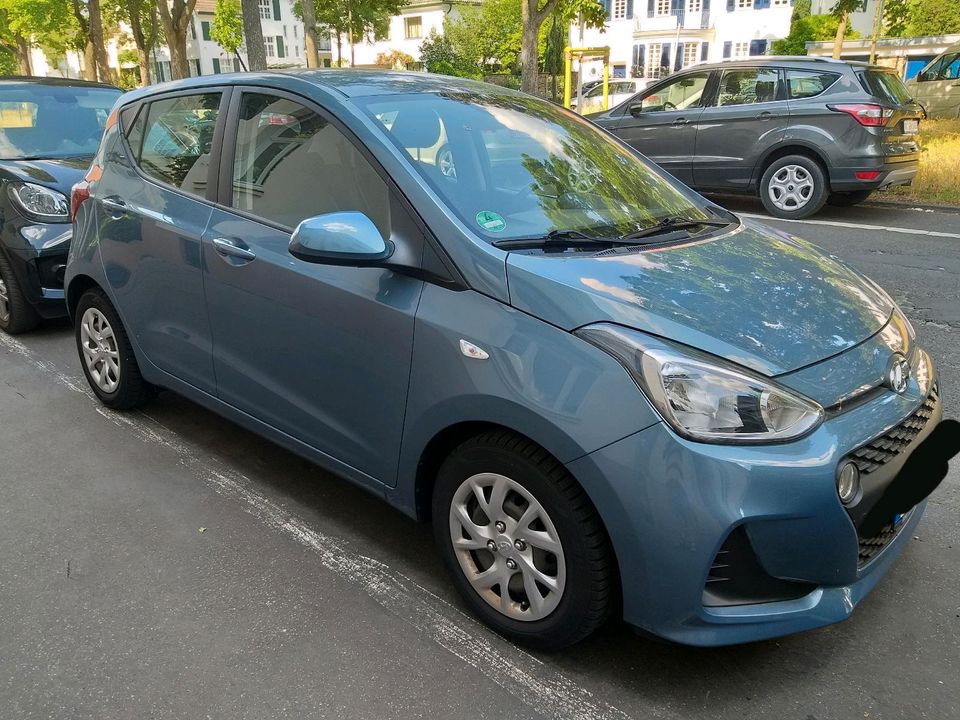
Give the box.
[827,189,873,207]
[0,253,40,335]
[432,430,616,650]
[759,154,828,219]
[75,288,154,410]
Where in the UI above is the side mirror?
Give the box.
[288,211,394,266]
[629,102,645,117]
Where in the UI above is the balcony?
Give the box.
[634,9,711,33]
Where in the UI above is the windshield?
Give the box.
[359,91,713,242]
[0,84,121,160]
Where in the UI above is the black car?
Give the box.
[0,77,121,333]
[590,58,924,219]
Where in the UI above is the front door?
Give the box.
[608,71,711,184]
[202,90,424,486]
[97,90,225,393]
[912,51,960,118]
[693,66,789,191]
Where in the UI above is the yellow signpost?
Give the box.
[563,47,610,113]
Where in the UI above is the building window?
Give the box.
[733,41,750,57]
[688,0,701,10]
[772,0,789,4]
[737,0,753,7]
[656,0,671,15]
[259,0,272,20]
[295,44,300,56]
[404,16,422,39]
[283,24,288,37]
[682,42,699,67]
[647,43,662,76]
[612,0,628,19]
[265,35,276,57]
[294,25,298,37]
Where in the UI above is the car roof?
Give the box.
[0,76,120,90]
[116,69,521,106]
[682,57,880,72]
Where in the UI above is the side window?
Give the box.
[921,52,960,81]
[129,93,221,195]
[230,93,391,238]
[715,68,779,106]
[638,72,709,112]
[786,70,841,99]
[943,54,960,80]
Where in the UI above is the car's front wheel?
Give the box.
[827,189,873,207]
[433,431,615,650]
[760,155,828,219]
[0,254,39,335]
[75,288,154,410]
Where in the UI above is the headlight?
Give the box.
[575,324,824,444]
[7,182,70,222]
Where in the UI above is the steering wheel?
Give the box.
[663,100,677,111]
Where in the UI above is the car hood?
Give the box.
[0,156,91,195]
[505,220,893,376]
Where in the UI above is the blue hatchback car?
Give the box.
[66,71,954,649]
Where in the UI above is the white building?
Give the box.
[572,0,793,85]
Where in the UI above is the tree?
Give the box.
[240,0,267,70]
[883,0,908,37]
[110,0,162,85]
[375,48,414,69]
[830,0,865,59]
[88,0,114,81]
[299,0,320,67]
[157,0,198,79]
[298,0,404,67]
[0,0,73,75]
[771,12,857,55]
[905,0,960,36]
[520,0,604,95]
[211,0,247,70]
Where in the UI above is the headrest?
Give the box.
[389,107,442,149]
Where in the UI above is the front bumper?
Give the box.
[0,216,71,318]
[567,367,944,646]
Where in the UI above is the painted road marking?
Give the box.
[0,332,662,720]
[740,213,960,240]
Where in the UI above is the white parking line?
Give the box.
[0,332,657,720]
[740,213,960,240]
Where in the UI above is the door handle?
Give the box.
[101,196,127,215]
[756,110,774,120]
[212,237,256,262]
[671,117,689,126]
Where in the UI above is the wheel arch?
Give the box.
[754,142,831,188]
[65,273,102,321]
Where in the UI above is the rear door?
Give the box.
[911,51,960,118]
[606,70,711,184]
[693,66,788,191]
[100,89,227,393]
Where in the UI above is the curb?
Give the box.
[863,198,960,214]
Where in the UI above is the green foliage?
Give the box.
[419,29,481,77]
[829,0,865,20]
[0,0,75,67]
[0,44,16,74]
[375,48,415,69]
[294,0,406,58]
[771,11,858,55]
[211,0,244,55]
[904,0,960,36]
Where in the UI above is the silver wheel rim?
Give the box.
[438,148,456,179]
[0,277,9,324]
[449,472,566,622]
[79,307,121,393]
[768,164,815,211]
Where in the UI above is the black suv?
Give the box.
[0,77,121,333]
[591,58,923,219]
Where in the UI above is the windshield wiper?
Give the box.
[620,217,732,242]
[493,229,621,251]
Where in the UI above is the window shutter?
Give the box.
[277,36,285,57]
[703,0,710,9]
[701,42,709,61]
[670,0,681,15]
[633,43,645,74]
[723,40,732,58]
[602,0,611,19]
[273,0,281,19]
[726,0,734,10]
[626,0,634,18]
[647,0,655,16]
[212,58,221,74]
[675,42,684,71]
[201,21,211,41]
[660,43,671,71]
[755,0,770,7]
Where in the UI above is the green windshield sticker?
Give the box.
[476,210,506,233]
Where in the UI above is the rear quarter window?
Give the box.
[786,70,841,99]
[859,70,912,104]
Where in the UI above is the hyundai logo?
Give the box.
[886,353,911,394]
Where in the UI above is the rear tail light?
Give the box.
[855,171,881,181]
[70,181,90,223]
[829,103,894,127]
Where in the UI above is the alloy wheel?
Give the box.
[79,307,121,393]
[0,277,9,324]
[768,164,815,211]
[448,472,566,621]
[438,147,456,179]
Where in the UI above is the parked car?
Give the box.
[67,71,953,649]
[590,58,924,219]
[905,43,960,119]
[572,79,643,114]
[0,77,121,334]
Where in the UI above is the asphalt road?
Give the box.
[1,199,958,720]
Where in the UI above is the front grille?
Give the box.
[858,512,911,567]
[849,385,939,475]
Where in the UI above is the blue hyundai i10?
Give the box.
[65,71,957,649]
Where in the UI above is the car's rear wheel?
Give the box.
[0,254,39,335]
[760,155,828,219]
[75,288,154,410]
[827,189,873,207]
[432,430,615,650]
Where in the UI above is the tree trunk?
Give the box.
[83,41,97,81]
[240,0,267,70]
[88,0,112,82]
[520,16,540,95]
[336,34,343,67]
[301,0,320,68]
[137,48,151,85]
[832,11,848,60]
[15,33,31,76]
[168,28,190,78]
